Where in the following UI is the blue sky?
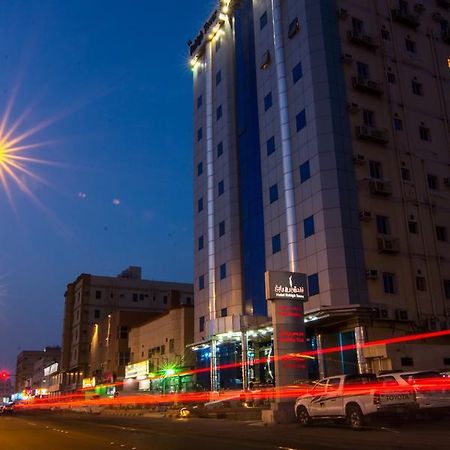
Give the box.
[0,0,215,371]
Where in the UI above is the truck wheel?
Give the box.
[346,405,364,430]
[297,406,312,427]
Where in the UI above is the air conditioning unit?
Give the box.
[374,307,390,319]
[369,180,393,196]
[352,153,366,164]
[347,102,360,113]
[341,53,353,64]
[338,8,349,19]
[395,309,409,321]
[414,3,425,13]
[377,237,400,253]
[366,268,379,279]
[360,209,373,221]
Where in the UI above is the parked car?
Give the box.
[0,402,15,414]
[378,370,450,418]
[294,374,417,430]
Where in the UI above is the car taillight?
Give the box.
[374,392,380,405]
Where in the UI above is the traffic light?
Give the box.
[0,371,10,380]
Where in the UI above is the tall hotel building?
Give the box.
[190,0,450,389]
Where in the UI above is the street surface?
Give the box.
[1,411,449,450]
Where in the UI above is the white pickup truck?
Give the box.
[294,374,417,429]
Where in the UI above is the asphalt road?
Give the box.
[1,411,450,450]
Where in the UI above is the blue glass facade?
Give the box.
[234,0,267,317]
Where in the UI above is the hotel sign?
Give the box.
[265,271,307,301]
[188,9,223,56]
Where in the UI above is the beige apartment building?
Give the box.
[61,266,193,391]
[125,304,195,393]
[190,0,450,389]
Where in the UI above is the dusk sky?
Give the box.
[0,0,215,371]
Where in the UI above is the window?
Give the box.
[260,11,268,30]
[272,234,281,254]
[94,309,100,319]
[160,345,165,355]
[357,61,369,79]
[199,316,205,333]
[394,118,403,131]
[300,161,311,183]
[260,50,271,70]
[217,141,223,157]
[444,280,450,299]
[218,180,224,196]
[401,357,414,367]
[436,226,447,242]
[387,71,396,83]
[198,235,204,250]
[197,127,203,142]
[363,109,375,127]
[292,62,303,83]
[369,160,382,179]
[443,358,450,366]
[416,276,427,291]
[408,221,418,234]
[119,326,128,339]
[376,215,390,234]
[216,105,222,120]
[197,95,202,109]
[267,136,276,156]
[405,38,416,53]
[412,80,423,95]
[288,17,300,38]
[139,294,144,300]
[352,17,364,34]
[427,174,438,190]
[215,37,221,52]
[199,275,205,290]
[221,308,228,317]
[269,184,279,204]
[381,28,390,41]
[220,263,227,280]
[296,109,306,131]
[197,162,203,176]
[383,272,396,294]
[304,216,315,238]
[95,290,102,299]
[216,70,222,86]
[198,197,203,212]
[132,293,138,302]
[219,221,225,237]
[118,351,130,366]
[169,339,175,353]
[419,125,431,141]
[163,295,168,304]
[401,167,411,181]
[264,92,273,111]
[308,273,320,296]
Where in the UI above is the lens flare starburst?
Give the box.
[0,88,59,210]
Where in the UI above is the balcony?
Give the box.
[347,30,378,50]
[352,76,383,96]
[442,29,450,44]
[369,179,393,196]
[356,125,389,144]
[377,236,400,254]
[391,8,420,28]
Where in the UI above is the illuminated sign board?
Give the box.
[265,271,307,301]
[43,362,59,377]
[82,377,96,389]
[125,361,149,379]
[188,9,219,56]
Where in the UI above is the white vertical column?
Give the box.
[271,0,299,273]
[355,326,369,374]
[205,41,217,323]
[316,334,326,379]
[241,331,249,390]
